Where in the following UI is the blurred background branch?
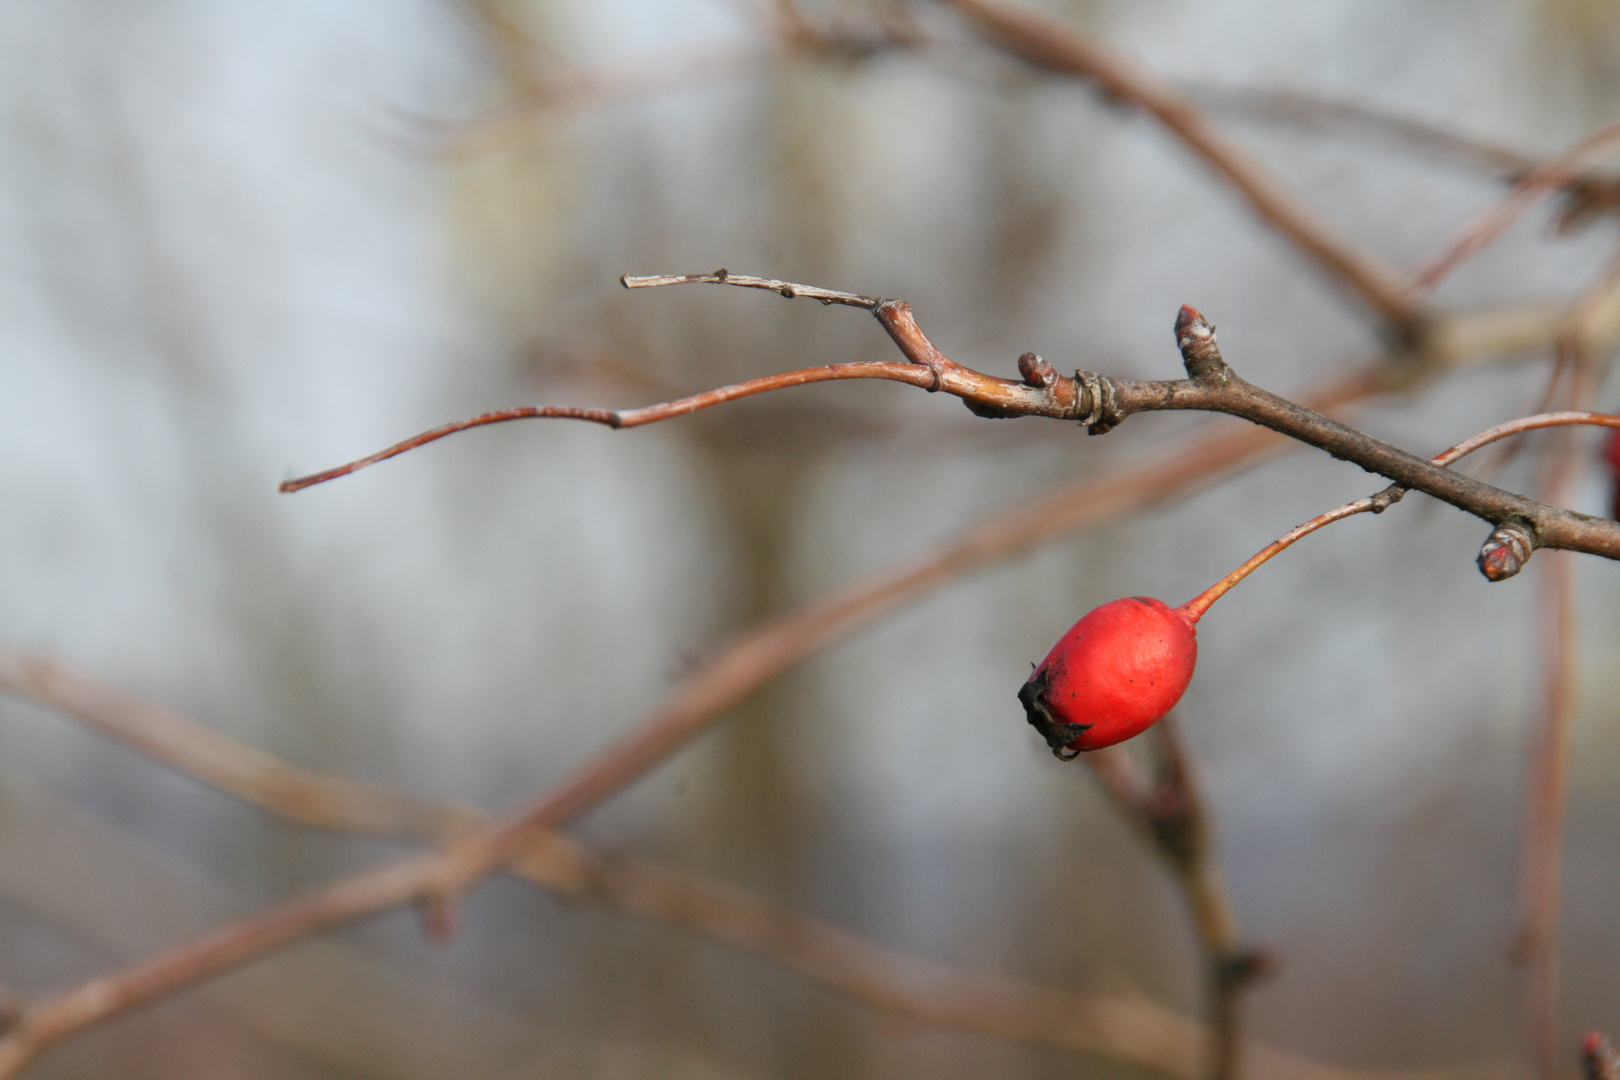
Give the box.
[4,0,1620,1076]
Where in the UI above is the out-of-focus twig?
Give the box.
[2,645,1521,1080]
[1470,247,1620,490]
[1187,83,1620,229]
[1187,83,1544,177]
[1517,542,1577,1080]
[282,280,1620,572]
[1583,1033,1620,1080]
[943,0,1424,336]
[1512,341,1607,1078]
[0,367,1388,1076]
[1408,123,1620,295]
[446,1,922,157]
[1089,721,1266,1080]
[1507,249,1620,1078]
[445,36,779,156]
[0,649,468,844]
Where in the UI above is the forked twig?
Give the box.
[3,647,1511,1080]
[942,0,1424,336]
[1088,722,1264,1080]
[283,276,1620,572]
[0,369,1392,1074]
[1409,123,1620,295]
[1190,83,1620,228]
[14,393,1619,1073]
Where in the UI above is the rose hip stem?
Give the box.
[1178,410,1620,623]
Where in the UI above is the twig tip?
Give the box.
[1478,518,1536,581]
[1175,305,1209,336]
[1174,305,1226,379]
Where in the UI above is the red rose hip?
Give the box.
[1018,596,1198,757]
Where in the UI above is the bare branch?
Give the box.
[285,275,1620,574]
[1187,83,1545,178]
[621,270,881,308]
[1,650,1522,1080]
[1,365,1394,1072]
[942,0,1424,336]
[0,647,468,843]
[1409,123,1620,294]
[1511,345,1608,1079]
[1089,721,1266,1080]
[1514,547,1577,1080]
[1182,409,1620,610]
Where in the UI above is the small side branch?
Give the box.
[621,270,881,308]
[942,0,1424,338]
[1408,123,1620,295]
[4,639,1470,1080]
[281,276,1620,575]
[1088,722,1271,1080]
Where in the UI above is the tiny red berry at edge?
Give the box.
[1018,597,1198,758]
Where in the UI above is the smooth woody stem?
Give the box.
[1178,500,1373,622]
[1179,410,1620,621]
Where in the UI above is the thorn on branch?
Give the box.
[1478,517,1538,581]
[1175,305,1231,382]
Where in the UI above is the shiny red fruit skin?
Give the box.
[1019,597,1197,756]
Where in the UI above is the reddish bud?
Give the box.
[1019,597,1198,758]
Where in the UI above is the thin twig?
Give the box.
[20,401,1617,1072]
[1517,545,1576,1080]
[0,648,467,843]
[942,0,1423,336]
[1090,721,1260,1080]
[1,650,1529,1080]
[0,369,1388,1074]
[1186,83,1543,178]
[1408,122,1620,295]
[621,270,881,307]
[1512,341,1609,1080]
[283,278,1620,571]
[445,37,778,155]
[1183,409,1620,613]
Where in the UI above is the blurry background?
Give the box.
[1,0,1619,1076]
